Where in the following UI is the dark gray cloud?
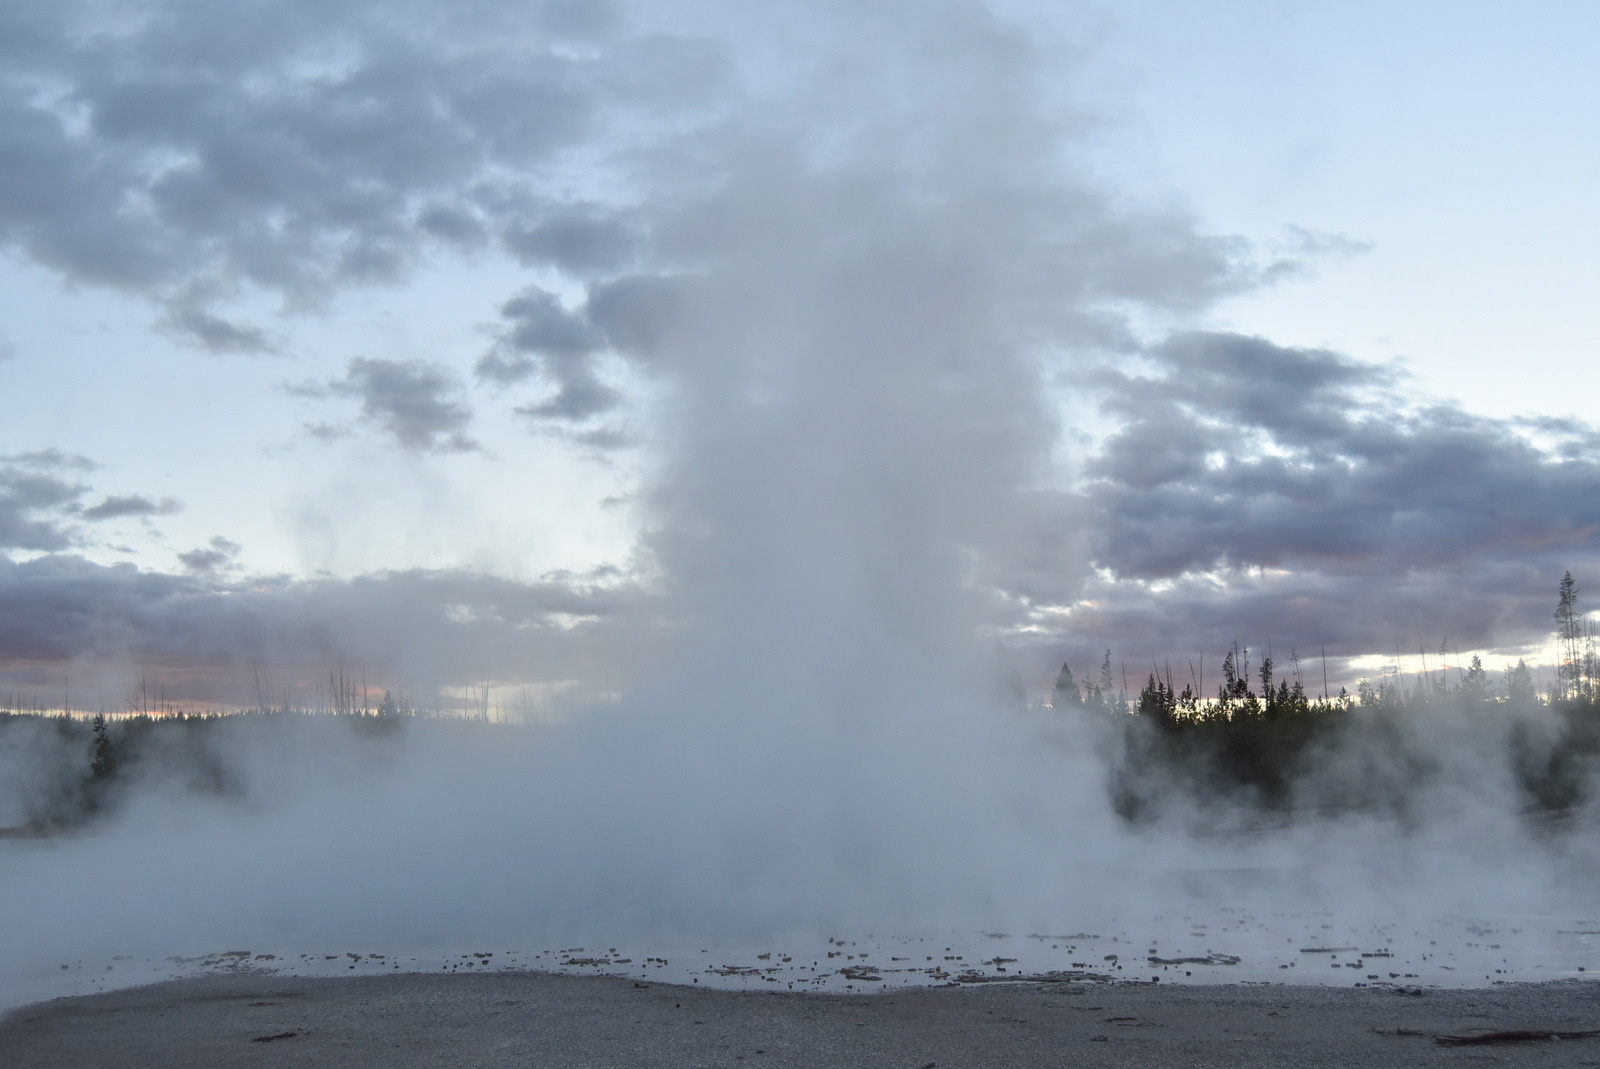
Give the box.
[476,275,694,431]
[161,305,276,355]
[81,494,182,521]
[501,205,639,274]
[476,286,619,422]
[485,288,606,381]
[0,552,659,711]
[177,535,241,574]
[0,0,719,349]
[996,332,1600,691]
[0,450,95,472]
[1087,332,1600,583]
[0,455,86,552]
[329,357,476,452]
[303,421,352,442]
[0,451,185,551]
[513,380,622,423]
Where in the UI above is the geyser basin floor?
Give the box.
[5,971,1600,1069]
[10,912,1596,1011]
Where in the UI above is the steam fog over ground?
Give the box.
[2,0,1599,1013]
[4,699,1598,1010]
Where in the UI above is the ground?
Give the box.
[3,971,1599,1068]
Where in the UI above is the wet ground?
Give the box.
[4,969,1599,1068]
[12,909,1596,1010]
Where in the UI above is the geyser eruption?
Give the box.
[2,0,1597,1008]
[533,0,1205,934]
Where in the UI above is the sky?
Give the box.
[1,0,1598,713]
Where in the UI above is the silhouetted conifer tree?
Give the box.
[1052,663,1081,710]
[89,713,116,782]
[1136,672,1177,729]
[1462,655,1491,704]
[1506,659,1536,706]
[1094,650,1122,714]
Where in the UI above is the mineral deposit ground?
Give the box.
[4,971,1600,1068]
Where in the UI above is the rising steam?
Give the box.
[2,0,1597,1008]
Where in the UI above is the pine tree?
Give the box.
[89,713,116,782]
[1136,672,1177,728]
[1506,659,1536,706]
[1097,650,1120,714]
[1051,663,1082,711]
[1461,654,1491,704]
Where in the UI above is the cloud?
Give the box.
[0,553,657,710]
[81,494,182,521]
[476,277,689,431]
[501,205,639,274]
[329,357,477,453]
[177,535,241,574]
[1,0,1578,703]
[566,425,638,451]
[1089,333,1600,584]
[0,461,84,552]
[0,0,1268,698]
[513,380,622,423]
[0,0,723,345]
[160,305,276,355]
[994,332,1600,686]
[1276,224,1373,261]
[0,450,115,551]
[475,285,614,422]
[0,449,94,472]
[303,420,353,442]
[0,451,185,551]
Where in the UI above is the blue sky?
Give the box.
[1080,0,1600,422]
[0,0,1596,711]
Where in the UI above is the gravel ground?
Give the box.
[3,971,1599,1068]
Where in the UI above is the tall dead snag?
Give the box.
[1556,570,1581,701]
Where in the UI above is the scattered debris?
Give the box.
[250,1031,299,1043]
[952,969,1114,985]
[1435,1029,1600,1047]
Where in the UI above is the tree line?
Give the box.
[1047,572,1600,822]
